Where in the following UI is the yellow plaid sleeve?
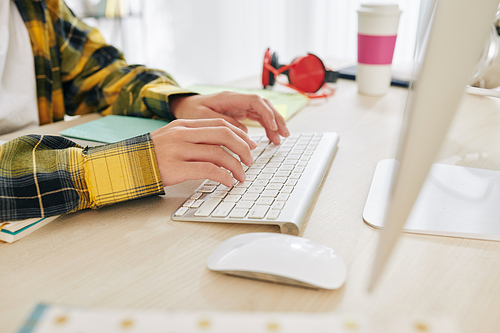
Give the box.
[83,134,164,208]
[51,0,195,121]
[0,134,164,221]
[15,0,195,126]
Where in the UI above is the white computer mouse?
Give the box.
[207,232,347,290]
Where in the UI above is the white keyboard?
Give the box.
[171,132,339,235]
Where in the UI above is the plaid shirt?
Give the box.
[0,0,192,221]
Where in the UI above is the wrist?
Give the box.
[169,94,196,118]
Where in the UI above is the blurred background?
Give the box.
[66,0,422,87]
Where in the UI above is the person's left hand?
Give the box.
[169,92,290,144]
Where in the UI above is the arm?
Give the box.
[0,118,257,222]
[52,0,193,120]
[0,134,164,221]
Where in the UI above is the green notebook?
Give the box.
[187,84,309,124]
[59,115,169,144]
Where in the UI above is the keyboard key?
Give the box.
[266,183,283,191]
[270,177,287,183]
[256,197,274,205]
[267,162,281,168]
[229,208,249,218]
[270,156,285,162]
[262,167,278,174]
[242,193,259,201]
[190,192,203,200]
[257,158,271,164]
[229,188,246,195]
[272,201,286,210]
[276,171,291,177]
[248,205,270,219]
[235,181,252,188]
[192,200,204,208]
[261,189,279,197]
[253,179,269,186]
[246,174,257,181]
[211,190,228,198]
[266,209,281,220]
[236,201,254,209]
[211,202,236,217]
[276,193,290,201]
[247,186,264,194]
[224,194,241,202]
[174,206,189,217]
[198,186,217,193]
[279,165,294,171]
[183,199,196,207]
[256,173,273,180]
[194,198,222,217]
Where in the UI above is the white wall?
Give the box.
[68,0,421,87]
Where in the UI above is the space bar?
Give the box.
[194,198,222,217]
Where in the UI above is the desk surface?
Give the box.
[2,78,500,333]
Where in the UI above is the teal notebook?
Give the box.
[59,115,169,144]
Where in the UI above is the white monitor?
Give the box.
[363,0,500,290]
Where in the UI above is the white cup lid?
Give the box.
[358,4,401,16]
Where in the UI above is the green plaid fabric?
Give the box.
[0,133,164,221]
[14,0,193,123]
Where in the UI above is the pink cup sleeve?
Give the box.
[358,34,397,65]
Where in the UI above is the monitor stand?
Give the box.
[363,159,500,241]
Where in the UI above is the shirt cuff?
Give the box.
[83,133,165,208]
[142,83,197,121]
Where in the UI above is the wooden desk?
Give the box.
[2,78,500,333]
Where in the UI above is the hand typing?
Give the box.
[169,92,290,145]
[151,118,258,187]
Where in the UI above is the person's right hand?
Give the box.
[151,118,257,188]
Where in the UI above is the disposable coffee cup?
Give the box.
[357,4,401,95]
